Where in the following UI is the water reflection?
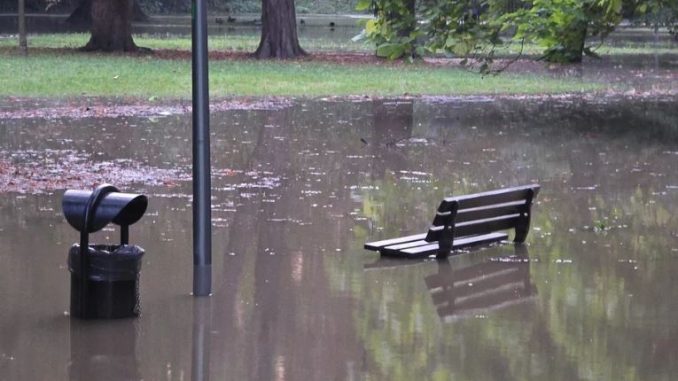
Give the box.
[69,319,140,381]
[364,245,537,322]
[0,15,361,40]
[191,299,211,381]
[425,246,536,323]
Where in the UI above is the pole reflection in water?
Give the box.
[425,245,537,322]
[68,319,140,381]
[191,298,211,381]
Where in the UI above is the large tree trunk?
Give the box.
[565,23,588,63]
[65,0,92,28]
[18,0,28,54]
[67,0,148,27]
[254,0,306,59]
[82,0,139,51]
[543,22,587,63]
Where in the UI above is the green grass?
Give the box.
[0,49,603,98]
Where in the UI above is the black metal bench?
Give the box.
[364,184,540,259]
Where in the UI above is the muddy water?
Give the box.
[0,15,361,39]
[1,97,678,380]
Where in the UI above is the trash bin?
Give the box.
[62,184,148,320]
[68,244,144,319]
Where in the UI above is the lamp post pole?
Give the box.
[191,0,211,296]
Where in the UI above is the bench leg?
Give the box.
[514,224,529,243]
[436,205,457,258]
[436,240,450,258]
[436,226,453,259]
[514,190,534,243]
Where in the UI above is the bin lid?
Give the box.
[63,190,148,233]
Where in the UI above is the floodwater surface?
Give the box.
[0,14,362,39]
[1,97,678,380]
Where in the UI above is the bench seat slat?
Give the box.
[364,233,427,251]
[380,232,507,259]
[383,240,430,251]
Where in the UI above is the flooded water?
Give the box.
[1,96,678,380]
[0,14,362,40]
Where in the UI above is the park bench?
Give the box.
[364,184,540,259]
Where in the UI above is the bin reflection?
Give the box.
[69,319,140,381]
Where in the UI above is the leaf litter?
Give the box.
[0,149,189,194]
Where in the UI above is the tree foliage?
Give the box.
[357,0,421,59]
[359,0,678,64]
[424,0,502,66]
[500,0,623,63]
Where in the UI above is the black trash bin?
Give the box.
[68,244,144,319]
[62,184,148,320]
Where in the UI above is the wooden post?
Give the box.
[18,0,28,54]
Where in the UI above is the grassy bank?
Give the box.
[0,49,604,98]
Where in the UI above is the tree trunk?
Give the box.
[543,22,587,63]
[568,23,588,63]
[67,0,148,27]
[65,0,92,28]
[254,0,306,59]
[83,0,139,52]
[18,0,28,54]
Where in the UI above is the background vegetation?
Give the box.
[358,0,678,64]
[0,0,362,14]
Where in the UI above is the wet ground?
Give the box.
[1,95,678,380]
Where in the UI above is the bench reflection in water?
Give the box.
[425,245,537,323]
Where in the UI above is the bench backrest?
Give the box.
[425,184,540,244]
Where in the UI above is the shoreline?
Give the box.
[2,92,676,120]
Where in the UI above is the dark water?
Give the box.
[2,14,677,46]
[1,97,678,380]
[0,14,362,40]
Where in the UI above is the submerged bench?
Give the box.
[364,184,540,259]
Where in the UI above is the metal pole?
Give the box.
[18,0,27,54]
[191,0,212,296]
